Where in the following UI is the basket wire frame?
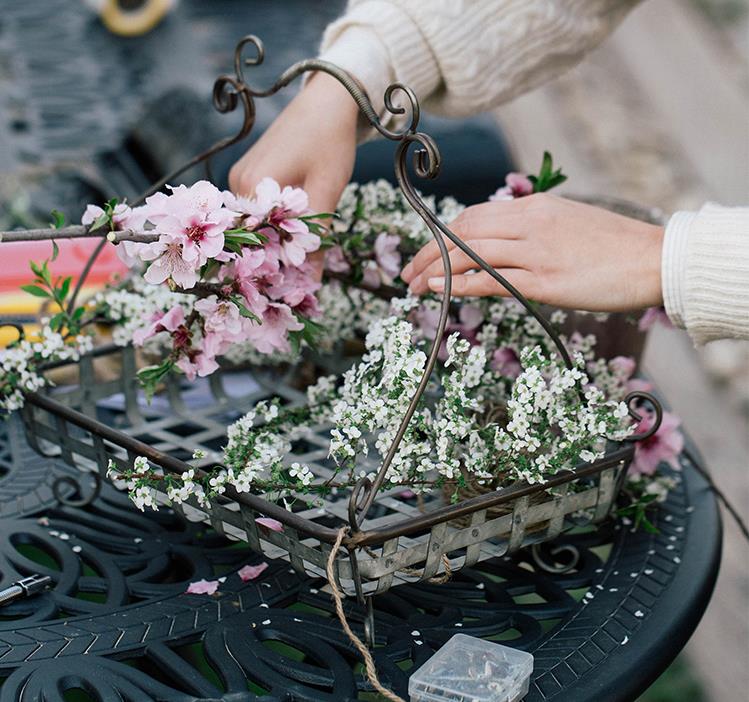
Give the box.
[19,35,662,601]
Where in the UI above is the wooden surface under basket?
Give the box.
[22,345,634,596]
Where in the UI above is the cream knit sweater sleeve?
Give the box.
[662,204,749,344]
[318,0,641,122]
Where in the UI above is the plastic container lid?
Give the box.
[408,634,534,702]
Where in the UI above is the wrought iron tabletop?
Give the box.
[0,412,720,702]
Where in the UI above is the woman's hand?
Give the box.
[401,193,665,312]
[228,72,358,273]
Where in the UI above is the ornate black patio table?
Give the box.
[0,411,720,702]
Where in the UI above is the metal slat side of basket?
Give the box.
[17,34,662,601]
[22,344,637,597]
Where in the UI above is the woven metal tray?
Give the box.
[22,344,637,598]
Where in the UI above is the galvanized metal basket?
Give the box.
[19,35,661,606]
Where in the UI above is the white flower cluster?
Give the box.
[0,324,93,412]
[328,317,430,483]
[108,456,159,511]
[94,279,191,348]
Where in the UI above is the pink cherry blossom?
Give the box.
[141,234,200,289]
[82,203,132,230]
[490,172,534,201]
[374,232,402,279]
[630,410,684,476]
[267,265,320,309]
[174,330,228,381]
[255,517,284,532]
[223,191,261,230]
[133,305,185,346]
[610,355,636,380]
[185,579,219,595]
[176,349,220,381]
[249,178,320,266]
[268,225,320,268]
[638,307,673,332]
[165,181,227,217]
[244,303,304,354]
[139,181,238,266]
[194,296,244,338]
[325,245,351,274]
[228,248,273,318]
[412,303,483,359]
[115,241,149,268]
[249,177,309,221]
[491,346,522,379]
[457,304,484,332]
[291,292,321,318]
[159,210,234,264]
[238,562,269,581]
[361,261,382,289]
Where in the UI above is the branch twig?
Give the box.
[0,226,158,244]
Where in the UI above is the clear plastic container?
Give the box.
[409,634,534,702]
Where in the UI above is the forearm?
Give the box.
[319,0,642,130]
[662,203,749,344]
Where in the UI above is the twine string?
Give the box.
[326,527,406,702]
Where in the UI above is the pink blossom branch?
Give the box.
[0,226,159,244]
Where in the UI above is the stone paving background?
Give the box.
[0,1,747,700]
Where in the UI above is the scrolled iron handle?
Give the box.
[623,390,663,442]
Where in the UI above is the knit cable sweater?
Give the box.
[318,0,749,344]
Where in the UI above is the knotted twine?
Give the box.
[325,526,452,702]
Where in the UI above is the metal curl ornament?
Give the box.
[52,471,102,508]
[233,34,265,86]
[530,542,582,574]
[623,390,664,442]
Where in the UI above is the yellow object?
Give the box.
[99,0,175,37]
[0,288,98,347]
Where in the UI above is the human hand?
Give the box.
[228,72,359,273]
[400,193,664,312]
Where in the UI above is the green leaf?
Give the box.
[540,151,553,179]
[299,212,339,221]
[89,212,110,231]
[530,151,567,194]
[231,296,260,323]
[288,330,302,356]
[29,261,43,278]
[40,261,52,285]
[50,210,66,229]
[137,359,175,402]
[296,314,326,347]
[20,284,51,299]
[59,276,72,301]
[225,231,267,247]
[71,306,86,322]
[318,237,337,249]
[49,312,65,332]
[51,241,60,262]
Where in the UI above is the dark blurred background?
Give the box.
[0,0,512,224]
